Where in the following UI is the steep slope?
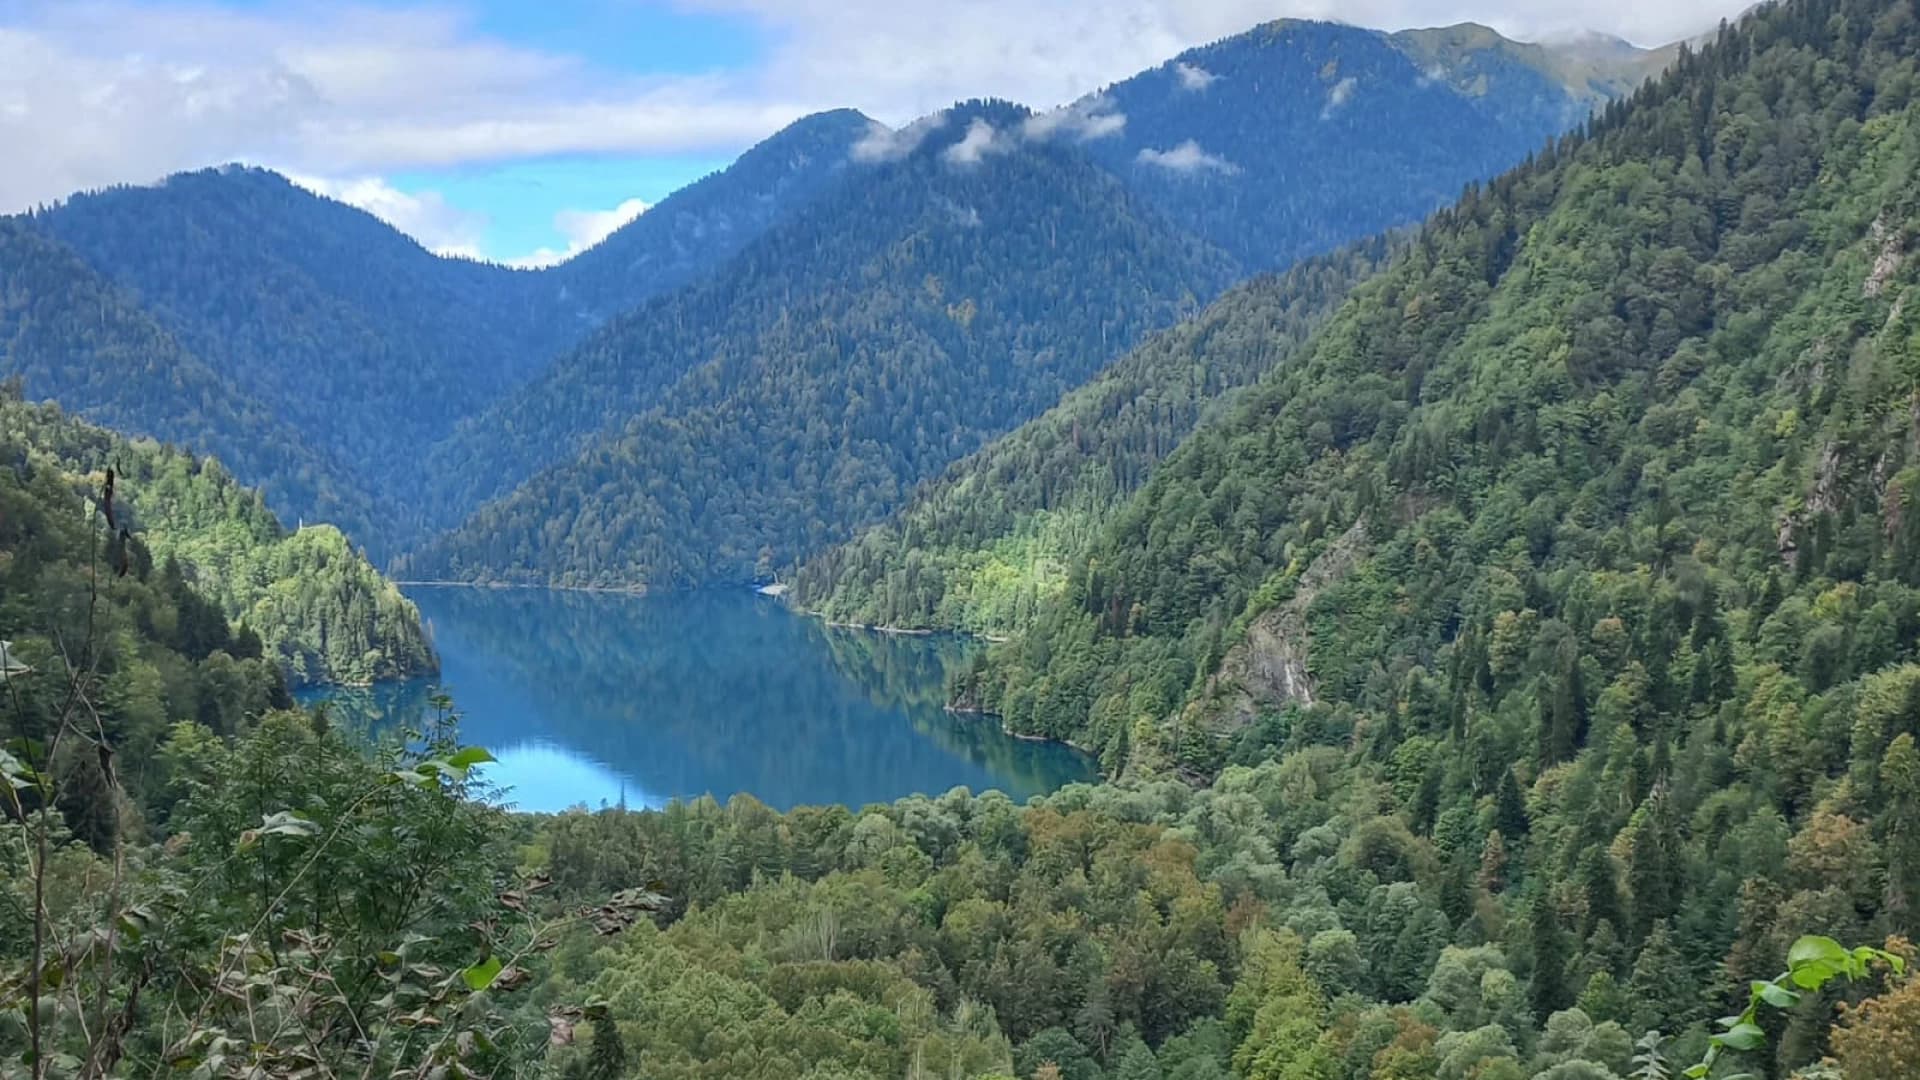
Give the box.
[0,219,383,544]
[789,234,1397,635]
[407,101,1237,587]
[1,411,294,844]
[975,0,1920,782]
[546,109,874,322]
[25,168,560,542]
[1081,19,1665,272]
[0,389,436,687]
[17,116,870,553]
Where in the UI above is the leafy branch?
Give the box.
[1686,935,1908,1079]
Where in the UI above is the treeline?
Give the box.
[1,388,435,686]
[790,235,1397,635]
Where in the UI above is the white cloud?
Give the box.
[1173,61,1220,91]
[851,112,949,163]
[1322,75,1358,117]
[0,0,1758,225]
[1022,95,1126,142]
[285,172,487,257]
[505,198,652,269]
[941,118,1013,167]
[1136,140,1240,175]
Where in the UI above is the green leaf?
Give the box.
[1717,1023,1766,1052]
[1683,1064,1710,1079]
[1786,935,1848,974]
[1755,981,1800,1008]
[446,746,495,770]
[461,956,502,992]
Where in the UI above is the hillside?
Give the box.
[10,114,873,554]
[0,389,436,687]
[1078,20,1666,272]
[971,0,1920,780]
[405,101,1237,587]
[545,108,875,322]
[0,405,295,840]
[0,218,385,544]
[789,235,1397,635]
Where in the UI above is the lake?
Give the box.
[298,587,1097,812]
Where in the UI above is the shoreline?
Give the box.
[392,579,649,595]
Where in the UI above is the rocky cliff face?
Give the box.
[1179,521,1369,738]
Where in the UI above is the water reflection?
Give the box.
[301,587,1095,812]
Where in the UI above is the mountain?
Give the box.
[0,217,385,544]
[23,168,572,548]
[7,113,874,555]
[404,101,1237,587]
[545,108,875,322]
[1077,19,1668,272]
[789,234,1397,635]
[967,0,1920,784]
[0,388,436,687]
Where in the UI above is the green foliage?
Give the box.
[408,101,1239,588]
[0,390,435,687]
[792,237,1394,636]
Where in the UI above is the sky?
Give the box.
[0,0,1754,266]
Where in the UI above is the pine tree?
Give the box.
[586,1007,628,1080]
[1496,768,1531,841]
[1882,733,1920,935]
[1578,847,1623,938]
[1626,782,1684,940]
[1627,921,1692,1036]
[1529,885,1572,1021]
[1113,1039,1164,1080]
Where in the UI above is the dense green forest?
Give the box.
[405,102,1238,587]
[0,389,436,686]
[10,4,1920,1080]
[9,114,868,555]
[789,236,1396,635]
[4,430,1914,1078]
[25,169,564,550]
[971,0,1920,767]
[0,219,384,546]
[1080,21,1661,274]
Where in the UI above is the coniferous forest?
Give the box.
[5,1,1920,1079]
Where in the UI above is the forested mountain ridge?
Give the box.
[405,101,1238,588]
[0,389,436,687]
[13,5,1920,1080]
[789,235,1399,636]
[24,167,572,551]
[1077,19,1667,273]
[976,0,1920,772]
[0,218,386,544]
[545,108,875,323]
[6,112,873,554]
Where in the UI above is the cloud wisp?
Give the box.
[1136,140,1241,175]
[506,199,653,269]
[1173,61,1221,90]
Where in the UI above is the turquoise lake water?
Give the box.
[298,587,1096,812]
